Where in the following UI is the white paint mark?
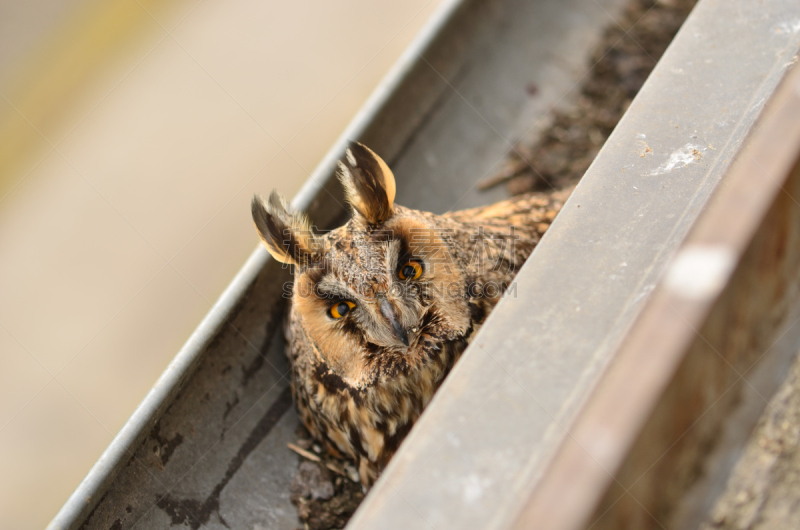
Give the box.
[775,20,800,34]
[446,431,461,448]
[463,474,490,503]
[633,284,656,305]
[649,143,705,175]
[636,133,647,139]
[665,245,737,300]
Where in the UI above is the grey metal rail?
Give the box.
[514,59,800,530]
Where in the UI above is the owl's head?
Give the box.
[252,143,471,388]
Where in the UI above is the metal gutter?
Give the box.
[47,0,472,527]
[50,0,631,527]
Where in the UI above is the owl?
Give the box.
[252,142,567,485]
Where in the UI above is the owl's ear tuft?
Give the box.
[251,191,321,266]
[337,142,396,225]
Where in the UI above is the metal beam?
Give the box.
[514,56,800,530]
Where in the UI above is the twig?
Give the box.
[325,461,348,477]
[287,442,321,462]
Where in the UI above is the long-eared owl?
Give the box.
[252,142,567,485]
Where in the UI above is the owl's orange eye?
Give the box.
[329,300,356,319]
[398,260,423,280]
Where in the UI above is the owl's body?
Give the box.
[253,144,567,484]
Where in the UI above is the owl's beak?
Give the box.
[379,299,409,347]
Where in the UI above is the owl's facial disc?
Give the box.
[295,258,423,356]
[291,207,472,386]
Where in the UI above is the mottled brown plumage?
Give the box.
[252,142,568,485]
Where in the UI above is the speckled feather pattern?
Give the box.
[252,143,570,485]
[284,189,570,484]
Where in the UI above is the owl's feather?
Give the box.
[337,141,396,225]
[253,144,569,485]
[252,191,321,266]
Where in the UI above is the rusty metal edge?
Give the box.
[46,1,471,528]
[511,62,800,530]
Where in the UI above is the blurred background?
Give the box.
[0,0,445,527]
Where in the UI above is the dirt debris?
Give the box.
[483,0,699,195]
[291,462,335,502]
[289,426,365,530]
[699,353,800,530]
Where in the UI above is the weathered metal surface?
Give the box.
[50,0,629,527]
[513,60,800,530]
[348,1,800,529]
